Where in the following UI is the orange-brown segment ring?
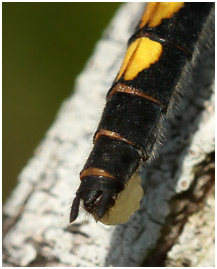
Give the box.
[80,167,116,181]
[107,83,164,109]
[94,129,135,147]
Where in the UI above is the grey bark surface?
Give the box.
[3,3,215,267]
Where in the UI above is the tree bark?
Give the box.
[3,3,214,267]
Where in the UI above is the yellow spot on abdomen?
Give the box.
[140,2,184,28]
[116,37,163,81]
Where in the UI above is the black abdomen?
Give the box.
[70,3,214,224]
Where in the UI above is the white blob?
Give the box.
[100,173,144,225]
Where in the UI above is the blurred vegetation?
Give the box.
[3,3,121,202]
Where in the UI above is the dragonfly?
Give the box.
[70,2,214,225]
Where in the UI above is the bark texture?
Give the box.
[3,3,214,267]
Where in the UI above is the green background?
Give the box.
[3,3,121,202]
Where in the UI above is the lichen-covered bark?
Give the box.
[3,3,214,267]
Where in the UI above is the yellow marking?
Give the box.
[108,83,164,109]
[140,2,185,28]
[94,129,136,146]
[116,37,162,81]
[80,167,115,180]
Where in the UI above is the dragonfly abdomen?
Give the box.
[70,2,214,225]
